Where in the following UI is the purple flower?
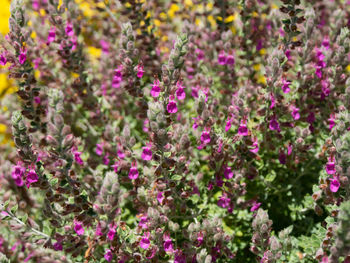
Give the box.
[217,193,230,208]
[167,97,178,114]
[279,150,286,164]
[200,130,210,145]
[47,27,56,45]
[225,118,232,132]
[238,120,249,136]
[218,51,227,65]
[250,201,261,212]
[96,143,103,156]
[174,250,186,263]
[224,166,234,179]
[74,151,84,165]
[226,54,235,65]
[128,162,139,180]
[176,86,186,100]
[26,169,38,187]
[140,232,150,249]
[326,157,336,175]
[157,192,164,205]
[281,79,291,93]
[18,48,27,65]
[136,64,144,78]
[53,241,63,251]
[328,114,336,131]
[141,146,152,161]
[163,233,174,253]
[74,221,84,235]
[104,249,113,262]
[0,52,7,66]
[269,117,281,132]
[139,215,148,229]
[249,138,259,154]
[107,224,116,240]
[330,177,340,193]
[291,106,300,120]
[100,40,110,54]
[150,80,161,97]
[195,48,204,61]
[65,22,74,36]
[270,93,275,109]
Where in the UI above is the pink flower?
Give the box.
[107,224,116,240]
[141,146,152,161]
[163,233,174,253]
[195,48,204,61]
[200,129,211,145]
[250,201,261,212]
[291,106,300,120]
[281,79,291,93]
[18,48,27,65]
[226,54,235,65]
[225,118,232,132]
[150,79,161,97]
[95,222,103,236]
[104,249,113,262]
[112,161,120,173]
[174,250,186,263]
[128,162,139,180]
[270,93,275,109]
[224,166,234,179]
[326,156,336,175]
[328,114,336,131]
[103,154,110,165]
[100,40,110,54]
[330,177,340,193]
[136,64,144,78]
[53,241,63,251]
[74,221,84,235]
[96,143,103,156]
[140,232,150,249]
[218,51,227,65]
[157,191,164,205]
[285,49,291,60]
[176,86,186,100]
[269,117,281,132]
[138,215,148,229]
[196,232,204,247]
[74,151,84,165]
[47,27,56,45]
[287,144,293,155]
[249,138,259,154]
[217,193,230,208]
[0,52,7,66]
[65,22,74,36]
[117,145,125,159]
[191,85,199,98]
[167,97,178,114]
[26,169,38,187]
[238,120,249,136]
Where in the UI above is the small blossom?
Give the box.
[140,232,150,249]
[195,48,204,61]
[128,162,139,180]
[47,27,56,45]
[163,233,174,253]
[141,146,152,161]
[226,54,235,65]
[325,156,336,175]
[269,117,281,132]
[328,114,336,130]
[96,143,103,156]
[238,120,249,136]
[281,79,291,93]
[249,138,259,154]
[330,177,340,193]
[150,80,161,97]
[218,51,227,65]
[217,193,230,208]
[224,166,234,179]
[157,191,164,205]
[65,22,74,36]
[291,106,300,120]
[0,52,7,66]
[74,221,84,235]
[95,222,103,236]
[167,96,178,114]
[136,64,144,78]
[176,85,186,100]
[53,241,63,251]
[18,48,27,65]
[225,117,232,132]
[107,224,116,240]
[270,93,275,109]
[74,151,84,165]
[104,249,113,262]
[139,215,148,229]
[250,201,261,212]
[26,169,38,187]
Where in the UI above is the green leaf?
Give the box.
[10,204,18,214]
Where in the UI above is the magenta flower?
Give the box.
[140,232,150,249]
[136,64,144,78]
[157,191,164,205]
[96,143,103,156]
[249,138,259,154]
[269,117,281,132]
[322,36,330,50]
[191,85,199,98]
[95,222,103,236]
[238,120,249,136]
[287,144,293,155]
[225,118,232,132]
[218,51,227,65]
[104,249,113,262]
[279,150,286,164]
[128,162,139,180]
[65,22,74,36]
[224,166,234,179]
[74,151,84,165]
[74,221,84,235]
[100,40,110,54]
[167,97,178,114]
[141,146,152,161]
[226,54,235,65]
[281,79,291,93]
[117,145,125,159]
[0,52,7,66]
[195,48,204,61]
[291,106,300,120]
[196,232,204,247]
[163,233,174,253]
[250,201,261,212]
[26,169,38,187]
[321,79,330,97]
[217,193,230,208]
[200,130,211,145]
[270,93,275,109]
[150,80,161,97]
[53,241,63,251]
[330,177,340,193]
[176,86,186,100]
[139,215,148,229]
[47,27,56,45]
[325,156,336,175]
[328,114,336,130]
[107,224,116,240]
[103,154,110,165]
[174,250,186,263]
[18,48,27,65]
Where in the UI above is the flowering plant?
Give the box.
[1,0,350,262]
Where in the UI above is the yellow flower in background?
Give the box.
[168,4,180,19]
[87,46,102,60]
[75,0,94,17]
[0,0,10,35]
